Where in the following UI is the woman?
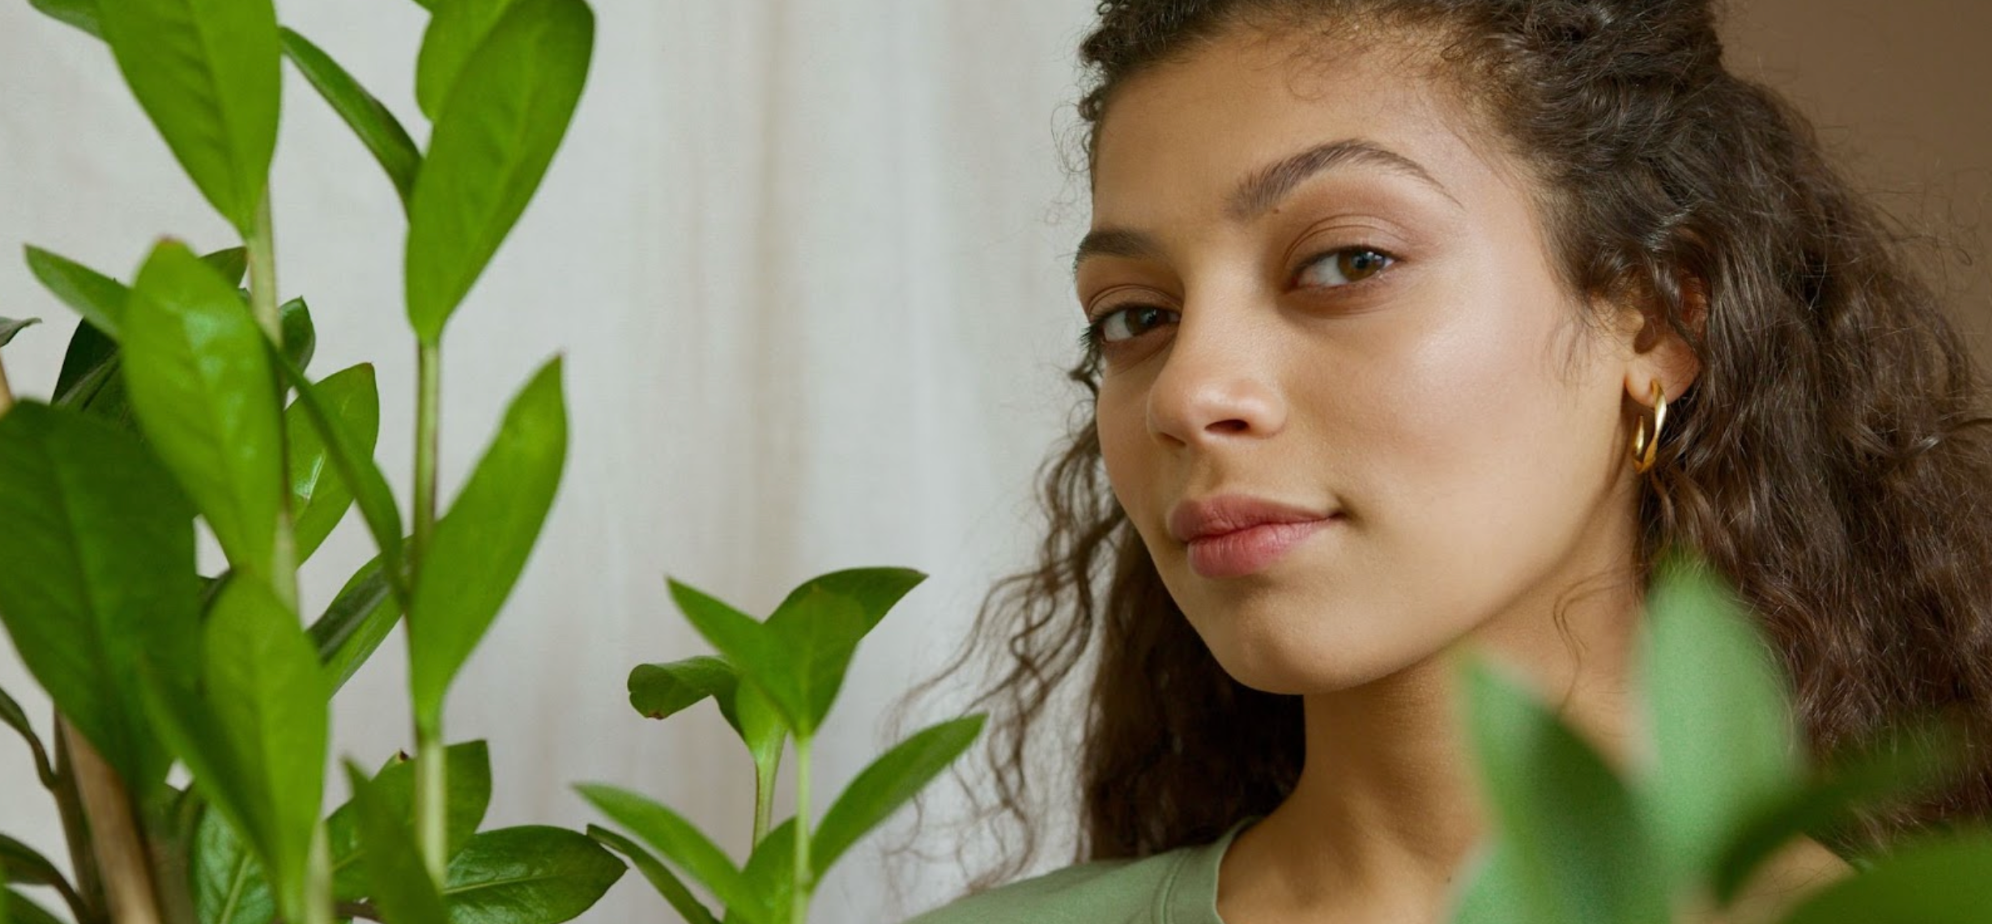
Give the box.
[901,0,1992,921]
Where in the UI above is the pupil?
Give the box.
[1341,250,1384,279]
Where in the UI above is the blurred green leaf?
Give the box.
[281,28,422,208]
[0,836,64,892]
[0,687,54,786]
[288,363,379,562]
[52,313,121,409]
[25,245,126,337]
[26,0,102,38]
[408,358,567,722]
[0,401,198,791]
[585,826,718,924]
[329,741,492,901]
[0,888,61,924]
[310,555,400,694]
[627,656,737,722]
[1774,832,1992,924]
[280,297,316,375]
[0,318,37,348]
[193,809,275,924]
[95,0,280,233]
[405,0,592,342]
[575,784,763,924]
[203,246,252,287]
[344,762,450,924]
[440,826,624,924]
[730,819,794,924]
[272,348,408,602]
[1462,657,1669,924]
[812,714,985,879]
[413,0,520,122]
[1446,840,1531,924]
[122,240,286,590]
[728,682,787,794]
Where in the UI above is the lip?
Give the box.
[1169,495,1340,579]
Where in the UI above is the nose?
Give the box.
[1145,308,1287,448]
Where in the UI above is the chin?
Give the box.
[1191,610,1432,696]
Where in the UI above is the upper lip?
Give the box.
[1167,495,1337,543]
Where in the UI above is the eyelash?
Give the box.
[1079,245,1399,355]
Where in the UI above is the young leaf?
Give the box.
[665,580,804,733]
[812,714,986,878]
[121,240,286,590]
[1461,657,1670,924]
[95,0,280,234]
[328,741,492,901]
[192,809,276,924]
[310,555,401,693]
[26,0,103,39]
[412,0,519,121]
[408,358,568,722]
[271,349,408,602]
[288,363,380,562]
[280,297,317,374]
[585,826,719,924]
[763,586,869,736]
[0,401,198,790]
[280,28,423,208]
[440,826,624,924]
[627,657,738,722]
[1642,556,1802,892]
[405,0,593,343]
[344,762,450,924]
[0,318,37,348]
[25,245,127,336]
[574,784,763,924]
[204,246,252,287]
[1774,831,1992,924]
[773,568,926,637]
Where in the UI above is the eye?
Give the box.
[1087,303,1179,345]
[1295,247,1396,288]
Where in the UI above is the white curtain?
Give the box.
[0,0,1099,920]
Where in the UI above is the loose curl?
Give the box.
[890,0,1992,897]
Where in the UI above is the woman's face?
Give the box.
[1082,28,1652,695]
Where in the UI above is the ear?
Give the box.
[1616,279,1704,407]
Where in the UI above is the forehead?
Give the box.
[1089,28,1521,226]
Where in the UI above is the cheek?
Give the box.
[1095,379,1152,512]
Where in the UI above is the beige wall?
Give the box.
[1724,0,1992,371]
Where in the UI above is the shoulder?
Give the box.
[900,848,1198,924]
[1689,836,1857,924]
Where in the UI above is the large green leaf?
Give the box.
[310,555,401,693]
[0,318,37,348]
[1775,832,1992,924]
[329,741,492,901]
[25,246,126,336]
[1642,557,1802,892]
[584,826,718,924]
[412,0,519,121]
[280,28,422,208]
[408,358,567,721]
[812,714,985,878]
[1462,658,1670,924]
[440,826,623,924]
[344,762,450,924]
[288,364,380,563]
[121,240,286,590]
[574,784,763,924]
[95,0,280,233]
[192,809,275,924]
[271,350,407,602]
[0,401,198,790]
[26,0,102,38]
[405,0,592,343]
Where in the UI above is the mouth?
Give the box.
[1169,495,1342,579]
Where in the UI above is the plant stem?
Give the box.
[414,714,447,885]
[51,716,107,924]
[792,735,813,924]
[753,759,775,847]
[61,720,162,924]
[413,341,441,567]
[0,349,15,415]
[247,190,300,613]
[303,822,333,924]
[411,334,444,884]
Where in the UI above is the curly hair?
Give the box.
[891,0,1992,895]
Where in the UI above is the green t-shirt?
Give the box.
[903,816,1261,923]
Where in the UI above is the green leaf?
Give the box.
[408,358,567,722]
[0,318,37,348]
[584,826,718,924]
[773,568,926,637]
[95,0,280,233]
[574,784,762,924]
[627,657,738,722]
[271,349,408,603]
[310,555,401,694]
[665,580,804,734]
[1446,840,1532,924]
[328,741,492,901]
[26,0,102,38]
[281,28,423,208]
[288,364,380,563]
[52,314,121,411]
[0,889,62,924]
[764,587,868,736]
[0,401,198,790]
[405,0,593,342]
[202,246,252,287]
[121,240,286,590]
[1774,831,1992,924]
[344,762,450,924]
[193,809,275,924]
[0,836,64,891]
[412,0,521,122]
[730,819,794,924]
[1461,657,1670,924]
[0,686,54,786]
[812,714,985,879]
[1642,555,1802,892]
[280,297,317,374]
[25,246,127,336]
[727,682,787,790]
[440,826,624,924]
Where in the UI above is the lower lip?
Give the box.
[1186,517,1339,579]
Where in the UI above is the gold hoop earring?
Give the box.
[1631,379,1668,474]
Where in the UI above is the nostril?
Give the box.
[1206,418,1250,435]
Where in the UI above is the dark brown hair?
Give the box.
[892,0,1992,894]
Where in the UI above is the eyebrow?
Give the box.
[1072,138,1456,274]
